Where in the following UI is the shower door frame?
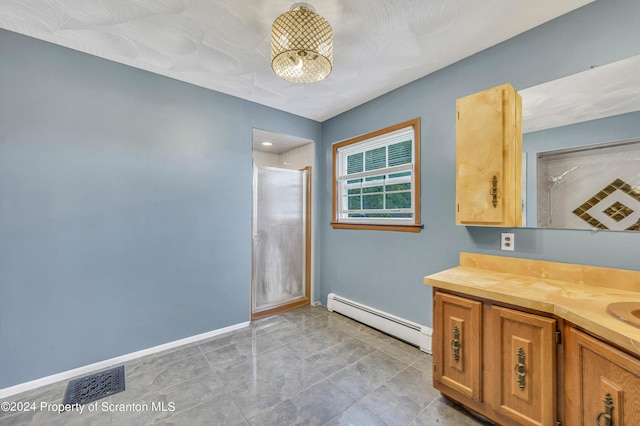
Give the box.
[251,166,312,320]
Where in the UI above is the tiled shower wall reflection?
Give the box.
[537,139,640,231]
[253,143,314,170]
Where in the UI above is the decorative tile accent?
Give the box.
[603,201,634,222]
[573,179,640,230]
[627,218,640,231]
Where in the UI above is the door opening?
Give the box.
[251,129,313,320]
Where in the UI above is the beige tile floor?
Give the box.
[0,305,488,425]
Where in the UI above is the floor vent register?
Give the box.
[63,365,125,405]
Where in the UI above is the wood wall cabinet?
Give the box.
[433,290,556,425]
[565,326,640,426]
[456,83,522,227]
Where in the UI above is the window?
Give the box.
[332,118,421,232]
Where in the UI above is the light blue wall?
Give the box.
[0,29,321,389]
[2,0,640,391]
[319,0,640,327]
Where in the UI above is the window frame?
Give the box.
[331,118,422,232]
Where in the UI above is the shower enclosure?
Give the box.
[251,165,311,319]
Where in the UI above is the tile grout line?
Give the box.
[197,333,252,425]
[240,311,378,422]
[193,309,332,424]
[6,307,445,426]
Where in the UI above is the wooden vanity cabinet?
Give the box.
[433,290,556,425]
[456,83,522,227]
[427,253,640,425]
[565,326,640,426]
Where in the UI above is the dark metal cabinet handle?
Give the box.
[514,347,526,391]
[596,393,614,426]
[490,176,499,208]
[451,325,461,362]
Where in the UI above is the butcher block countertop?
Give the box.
[424,252,640,357]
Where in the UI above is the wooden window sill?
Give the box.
[330,222,423,233]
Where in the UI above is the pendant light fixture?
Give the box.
[271,2,333,83]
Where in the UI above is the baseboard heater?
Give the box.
[327,293,432,354]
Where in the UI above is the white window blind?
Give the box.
[336,126,416,224]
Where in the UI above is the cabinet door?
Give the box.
[487,306,556,426]
[565,326,640,426]
[456,83,522,226]
[433,291,482,402]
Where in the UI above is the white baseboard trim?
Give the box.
[311,301,322,307]
[0,321,250,399]
[327,293,432,354]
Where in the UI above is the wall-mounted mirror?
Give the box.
[520,54,640,231]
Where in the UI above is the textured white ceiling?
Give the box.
[521,54,640,133]
[0,0,592,122]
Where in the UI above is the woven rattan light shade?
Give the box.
[271,4,333,83]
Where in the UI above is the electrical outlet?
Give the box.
[501,233,515,251]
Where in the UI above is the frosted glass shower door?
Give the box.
[252,166,308,317]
